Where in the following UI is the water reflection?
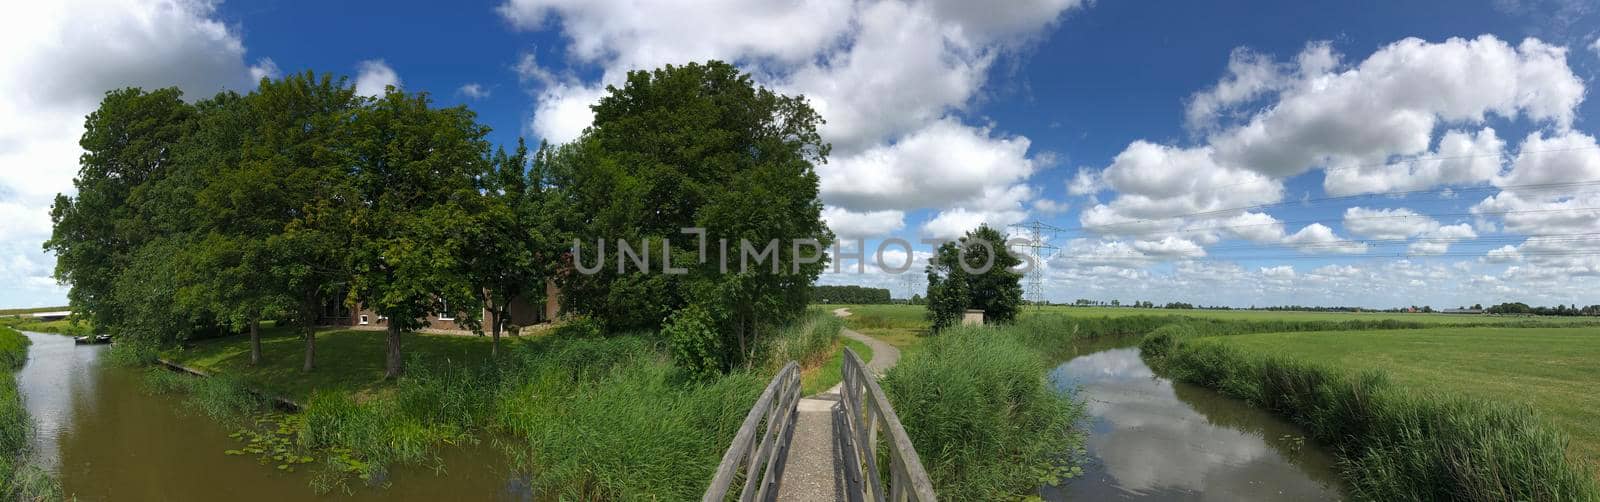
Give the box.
[15,332,529,501]
[1043,343,1343,501]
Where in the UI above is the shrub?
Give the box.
[755,311,841,370]
[663,304,724,380]
[883,327,1084,499]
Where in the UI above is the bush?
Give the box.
[883,327,1084,499]
[0,328,60,500]
[663,304,724,380]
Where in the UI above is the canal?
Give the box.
[1042,336,1345,500]
[15,331,528,501]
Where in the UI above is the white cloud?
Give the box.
[458,83,490,99]
[1079,142,1281,233]
[0,0,266,307]
[819,119,1035,211]
[822,207,905,240]
[1282,223,1367,254]
[1210,36,1583,180]
[1342,207,1438,240]
[920,207,1027,240]
[1031,198,1069,215]
[1132,236,1206,258]
[249,58,281,82]
[1590,36,1600,58]
[1260,265,1296,280]
[1484,245,1522,263]
[1473,131,1600,235]
[354,60,400,98]
[1219,211,1287,243]
[498,0,1085,225]
[1322,127,1506,196]
[1067,167,1103,196]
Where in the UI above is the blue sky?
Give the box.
[4,0,1600,309]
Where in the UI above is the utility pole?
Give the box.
[1008,220,1063,309]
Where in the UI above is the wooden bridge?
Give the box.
[703,346,936,502]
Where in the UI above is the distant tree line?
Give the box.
[811,285,892,304]
[1484,302,1600,316]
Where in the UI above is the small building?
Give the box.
[962,309,985,326]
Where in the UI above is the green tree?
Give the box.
[347,86,492,378]
[46,88,197,340]
[214,73,365,371]
[924,224,1024,331]
[456,139,554,357]
[549,61,831,369]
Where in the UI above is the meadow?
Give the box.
[1200,327,1600,472]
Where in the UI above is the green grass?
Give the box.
[1140,324,1600,501]
[0,317,90,337]
[0,307,68,316]
[0,326,62,499]
[1030,305,1599,324]
[1203,327,1600,473]
[161,326,506,403]
[883,325,1085,499]
[832,304,929,350]
[801,338,872,396]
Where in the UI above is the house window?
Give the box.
[359,315,369,325]
[436,300,455,321]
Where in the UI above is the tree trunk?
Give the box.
[249,319,262,366]
[302,328,315,372]
[385,322,404,379]
[491,313,501,358]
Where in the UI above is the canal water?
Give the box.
[1043,336,1345,500]
[15,332,529,501]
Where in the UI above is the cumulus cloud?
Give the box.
[1342,207,1440,240]
[1282,223,1367,254]
[822,207,906,240]
[498,0,1084,235]
[1211,35,1582,181]
[1473,131,1600,236]
[0,0,268,306]
[354,59,401,97]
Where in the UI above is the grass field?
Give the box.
[831,304,928,349]
[0,307,68,316]
[1029,305,1598,324]
[1201,327,1600,472]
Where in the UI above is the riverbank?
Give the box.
[0,327,61,499]
[1143,322,1600,500]
[150,311,843,497]
[1199,327,1600,476]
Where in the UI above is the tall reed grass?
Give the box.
[883,325,1085,500]
[1152,334,1600,500]
[0,327,62,500]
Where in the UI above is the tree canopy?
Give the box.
[925,224,1024,331]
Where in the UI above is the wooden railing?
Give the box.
[704,361,802,502]
[839,348,937,502]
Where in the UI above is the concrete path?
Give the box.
[776,308,902,501]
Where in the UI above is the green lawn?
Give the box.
[161,326,516,402]
[1203,327,1600,470]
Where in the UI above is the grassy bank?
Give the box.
[883,325,1084,499]
[0,317,90,337]
[1146,326,1600,500]
[1207,327,1600,473]
[152,311,842,497]
[0,327,62,499]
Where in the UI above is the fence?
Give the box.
[703,361,802,502]
[839,347,937,501]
